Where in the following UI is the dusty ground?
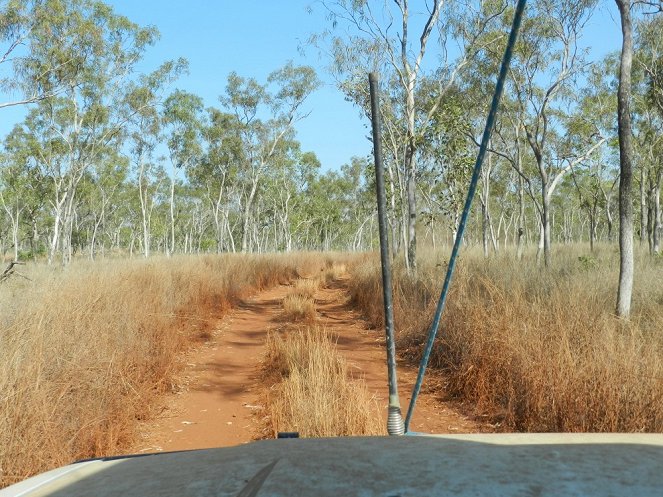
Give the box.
[316,276,486,435]
[135,275,487,453]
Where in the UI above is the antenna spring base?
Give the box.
[387,406,405,436]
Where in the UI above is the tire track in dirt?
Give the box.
[315,275,488,434]
[134,284,292,453]
[136,273,486,454]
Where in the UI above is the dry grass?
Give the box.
[263,326,384,437]
[281,293,317,323]
[0,253,324,487]
[321,263,347,286]
[348,244,663,432]
[291,278,319,299]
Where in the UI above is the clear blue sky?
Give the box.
[111,0,372,173]
[0,1,623,173]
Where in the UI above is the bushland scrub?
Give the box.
[348,244,663,432]
[0,253,324,487]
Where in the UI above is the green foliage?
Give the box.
[577,254,599,271]
[0,0,661,262]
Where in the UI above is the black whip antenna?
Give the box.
[368,72,404,436]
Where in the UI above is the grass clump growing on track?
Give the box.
[291,278,319,299]
[0,253,322,488]
[281,277,322,323]
[321,263,347,286]
[263,326,384,437]
[348,244,663,433]
[281,294,317,323]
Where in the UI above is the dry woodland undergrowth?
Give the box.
[0,253,327,487]
[263,264,384,437]
[349,244,663,432]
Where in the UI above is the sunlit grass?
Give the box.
[263,326,383,437]
[348,243,663,432]
[0,253,325,487]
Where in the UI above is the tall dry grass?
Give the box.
[0,253,324,487]
[263,326,384,437]
[348,244,663,432]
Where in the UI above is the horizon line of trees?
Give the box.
[0,1,661,296]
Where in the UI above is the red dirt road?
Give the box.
[135,276,485,453]
[316,277,483,435]
[135,284,291,452]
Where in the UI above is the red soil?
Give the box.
[135,276,486,453]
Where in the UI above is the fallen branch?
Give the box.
[0,261,31,284]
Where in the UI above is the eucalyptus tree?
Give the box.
[0,0,113,109]
[6,106,69,264]
[303,164,370,251]
[634,13,663,253]
[507,0,605,266]
[1,1,159,264]
[614,0,636,317]
[634,110,663,253]
[220,62,320,252]
[123,60,187,257]
[0,144,36,260]
[84,154,128,259]
[316,0,505,268]
[264,145,321,251]
[570,156,617,251]
[188,107,243,253]
[162,90,204,256]
[560,62,618,250]
[417,85,473,247]
[336,156,375,251]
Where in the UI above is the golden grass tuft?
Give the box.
[263,326,384,437]
[0,253,322,487]
[281,293,317,323]
[321,263,347,286]
[291,278,319,299]
[348,244,663,433]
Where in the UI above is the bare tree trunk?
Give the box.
[503,212,513,250]
[139,170,150,258]
[169,175,176,256]
[226,214,236,253]
[542,185,552,267]
[1,203,22,261]
[386,161,400,258]
[640,167,648,244]
[615,0,634,318]
[480,152,493,258]
[48,197,66,265]
[241,179,259,252]
[90,215,100,261]
[516,175,525,259]
[61,193,77,266]
[481,201,489,257]
[653,172,661,254]
[405,146,417,270]
[647,192,654,253]
[11,212,19,261]
[589,211,596,252]
[604,188,615,242]
[536,221,545,264]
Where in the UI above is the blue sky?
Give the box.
[1,1,623,173]
[110,0,372,173]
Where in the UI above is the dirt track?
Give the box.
[135,275,485,453]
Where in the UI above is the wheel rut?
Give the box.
[135,284,292,452]
[314,275,487,435]
[136,274,486,453]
